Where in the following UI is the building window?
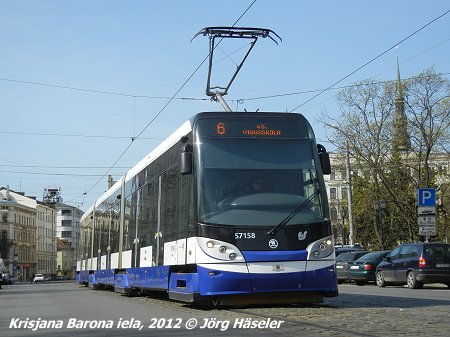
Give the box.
[61,209,72,216]
[330,188,337,200]
[61,231,72,238]
[61,220,72,227]
[329,171,335,180]
[341,187,348,199]
[330,207,338,222]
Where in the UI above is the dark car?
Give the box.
[376,242,450,289]
[336,251,368,283]
[347,250,390,285]
[335,245,366,257]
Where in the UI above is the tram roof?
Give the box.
[124,119,193,184]
[80,204,94,222]
[82,117,194,219]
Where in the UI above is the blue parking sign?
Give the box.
[418,188,436,207]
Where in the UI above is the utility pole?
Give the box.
[346,141,354,245]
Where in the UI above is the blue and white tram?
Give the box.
[77,112,337,306]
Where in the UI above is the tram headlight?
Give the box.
[307,235,334,259]
[197,237,244,262]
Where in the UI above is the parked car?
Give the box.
[376,242,450,289]
[347,250,390,285]
[335,245,366,256]
[336,251,368,283]
[33,273,45,283]
[2,273,16,285]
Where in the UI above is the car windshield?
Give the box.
[195,137,328,227]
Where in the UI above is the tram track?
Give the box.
[133,291,379,337]
[76,284,450,337]
[227,306,379,337]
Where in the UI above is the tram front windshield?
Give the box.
[196,137,328,228]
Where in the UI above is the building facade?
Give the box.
[36,203,57,277]
[324,153,351,245]
[57,238,74,278]
[0,187,37,281]
[55,203,83,276]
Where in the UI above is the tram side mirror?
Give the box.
[180,144,193,175]
[317,144,331,175]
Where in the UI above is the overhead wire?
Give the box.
[0,170,109,177]
[289,8,450,112]
[7,3,447,206]
[0,130,164,140]
[0,77,209,101]
[0,164,130,169]
[67,0,258,205]
[236,72,450,102]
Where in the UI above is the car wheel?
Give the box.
[376,271,386,287]
[406,271,423,289]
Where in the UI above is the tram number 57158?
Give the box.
[235,232,256,239]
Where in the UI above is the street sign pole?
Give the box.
[417,188,436,241]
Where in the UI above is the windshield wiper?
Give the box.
[266,190,319,236]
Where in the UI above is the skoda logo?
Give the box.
[268,239,278,249]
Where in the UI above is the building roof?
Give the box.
[0,187,37,210]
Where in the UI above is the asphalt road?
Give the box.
[1,281,449,337]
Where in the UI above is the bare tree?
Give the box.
[404,68,450,187]
[321,68,450,246]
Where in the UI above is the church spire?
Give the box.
[392,57,410,154]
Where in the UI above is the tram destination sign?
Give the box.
[199,117,308,139]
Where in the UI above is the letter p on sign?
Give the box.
[418,188,436,207]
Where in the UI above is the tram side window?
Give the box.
[123,195,132,252]
[137,185,151,250]
[93,215,100,255]
[160,166,179,263]
[178,173,194,238]
[110,202,120,254]
[100,217,109,256]
[85,227,92,263]
[147,179,159,265]
[129,190,139,248]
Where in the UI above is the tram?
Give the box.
[77,111,337,306]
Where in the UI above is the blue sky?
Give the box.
[1,1,449,211]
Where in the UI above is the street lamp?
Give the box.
[345,142,355,246]
[437,197,448,243]
[373,200,387,250]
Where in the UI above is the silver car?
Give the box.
[33,274,45,282]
